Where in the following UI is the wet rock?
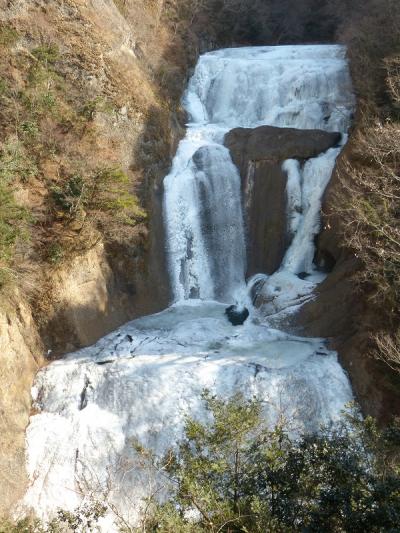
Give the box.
[225,126,341,167]
[225,305,250,326]
[297,272,309,280]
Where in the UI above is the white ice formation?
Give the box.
[164,45,354,303]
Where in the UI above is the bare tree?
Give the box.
[375,330,400,372]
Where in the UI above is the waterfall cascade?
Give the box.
[164,45,353,303]
[22,45,355,528]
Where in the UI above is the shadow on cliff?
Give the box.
[41,243,165,358]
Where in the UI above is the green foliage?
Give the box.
[0,517,39,532]
[51,167,146,226]
[21,44,62,121]
[32,45,60,65]
[45,502,107,532]
[92,167,147,224]
[0,140,32,284]
[79,97,116,121]
[20,84,59,117]
[0,140,38,183]
[0,78,8,96]
[0,25,18,47]
[27,61,51,87]
[143,392,400,532]
[19,83,58,116]
[79,98,99,121]
[0,184,28,261]
[20,120,40,139]
[46,242,65,265]
[40,92,57,111]
[0,502,107,532]
[51,174,85,214]
[2,396,399,532]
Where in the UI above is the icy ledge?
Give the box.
[21,302,352,527]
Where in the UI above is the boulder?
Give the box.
[225,305,250,326]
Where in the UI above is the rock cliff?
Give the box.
[0,295,43,513]
[225,126,341,276]
[226,124,400,423]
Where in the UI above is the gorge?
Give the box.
[19,44,357,527]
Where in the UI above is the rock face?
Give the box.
[0,296,43,515]
[226,125,400,422]
[39,239,170,357]
[227,126,400,425]
[225,126,341,276]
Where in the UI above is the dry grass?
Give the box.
[375,330,400,372]
[0,0,192,296]
[336,123,400,313]
[332,15,400,372]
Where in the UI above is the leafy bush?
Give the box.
[0,25,18,47]
[0,190,28,286]
[142,392,400,532]
[51,167,146,228]
[0,502,107,532]
[32,44,60,65]
[51,174,85,214]
[0,78,8,96]
[79,97,115,121]
[46,242,65,265]
[91,167,147,223]
[20,120,40,139]
[0,140,38,183]
[1,394,399,531]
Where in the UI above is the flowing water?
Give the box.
[22,45,355,526]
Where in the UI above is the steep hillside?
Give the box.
[0,0,199,514]
[0,0,196,334]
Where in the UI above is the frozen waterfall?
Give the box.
[21,45,355,528]
[164,45,353,303]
